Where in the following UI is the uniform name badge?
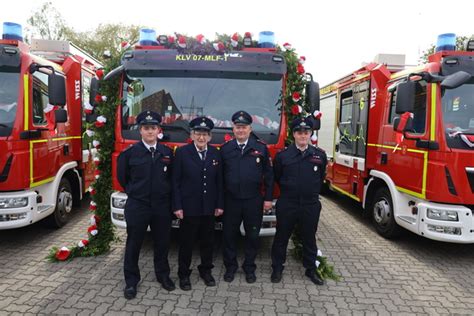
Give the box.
[314,166,318,172]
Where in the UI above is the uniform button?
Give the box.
[204,168,207,171]
[204,176,206,179]
[204,183,207,186]
[204,190,207,193]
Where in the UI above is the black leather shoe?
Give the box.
[157,276,176,291]
[200,273,216,286]
[271,270,282,283]
[305,269,324,285]
[179,277,192,291]
[223,270,235,282]
[245,272,256,284]
[123,285,137,299]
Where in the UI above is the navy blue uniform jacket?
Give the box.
[274,144,327,204]
[220,138,274,201]
[172,143,224,216]
[117,141,173,215]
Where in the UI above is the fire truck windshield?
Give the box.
[0,70,19,136]
[442,79,474,148]
[121,70,282,144]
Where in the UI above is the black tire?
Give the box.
[47,178,73,228]
[371,187,401,239]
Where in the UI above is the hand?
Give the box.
[263,201,273,214]
[214,208,224,217]
[174,210,184,219]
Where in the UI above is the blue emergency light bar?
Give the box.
[139,28,158,46]
[435,33,456,52]
[258,31,275,48]
[2,22,23,41]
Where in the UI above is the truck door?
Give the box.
[380,80,428,198]
[332,81,369,197]
[30,71,62,186]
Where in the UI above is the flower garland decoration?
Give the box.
[47,44,124,262]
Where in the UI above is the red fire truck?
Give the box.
[108,30,320,236]
[0,22,102,229]
[319,34,474,243]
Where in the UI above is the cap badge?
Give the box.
[200,122,207,127]
[146,115,153,120]
[239,116,244,121]
[300,121,306,126]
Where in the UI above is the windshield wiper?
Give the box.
[212,126,265,141]
[160,124,190,134]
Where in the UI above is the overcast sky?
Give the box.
[2,0,473,85]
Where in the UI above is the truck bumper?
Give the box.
[110,191,277,236]
[417,201,474,243]
[0,191,50,229]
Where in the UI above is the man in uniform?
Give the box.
[270,116,327,285]
[172,116,224,291]
[117,110,175,299]
[220,110,274,283]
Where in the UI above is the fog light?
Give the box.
[427,224,461,235]
[112,213,124,221]
[112,197,127,209]
[0,212,27,221]
[427,209,458,221]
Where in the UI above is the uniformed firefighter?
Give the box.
[117,110,175,299]
[220,110,274,283]
[270,116,327,285]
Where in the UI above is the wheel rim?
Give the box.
[373,198,391,226]
[58,189,73,217]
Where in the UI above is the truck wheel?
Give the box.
[47,178,73,228]
[371,187,401,238]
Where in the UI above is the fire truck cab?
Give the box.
[0,22,101,229]
[320,34,474,243]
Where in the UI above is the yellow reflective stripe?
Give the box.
[29,136,82,187]
[330,184,360,202]
[23,74,29,131]
[430,84,437,141]
[30,177,55,188]
[367,143,427,199]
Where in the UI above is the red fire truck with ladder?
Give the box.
[107,29,320,236]
[319,33,474,243]
[0,22,102,229]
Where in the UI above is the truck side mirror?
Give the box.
[89,77,99,106]
[312,119,321,131]
[393,112,413,133]
[48,72,66,106]
[441,71,471,90]
[395,81,416,114]
[306,79,320,112]
[55,108,68,123]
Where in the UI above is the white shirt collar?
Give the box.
[194,143,208,152]
[237,139,249,147]
[296,144,309,152]
[142,140,157,151]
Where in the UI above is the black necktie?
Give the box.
[239,143,245,154]
[150,146,155,158]
[199,150,207,161]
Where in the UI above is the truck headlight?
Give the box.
[427,209,458,221]
[0,197,28,209]
[112,197,127,209]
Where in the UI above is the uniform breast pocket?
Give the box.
[129,157,149,179]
